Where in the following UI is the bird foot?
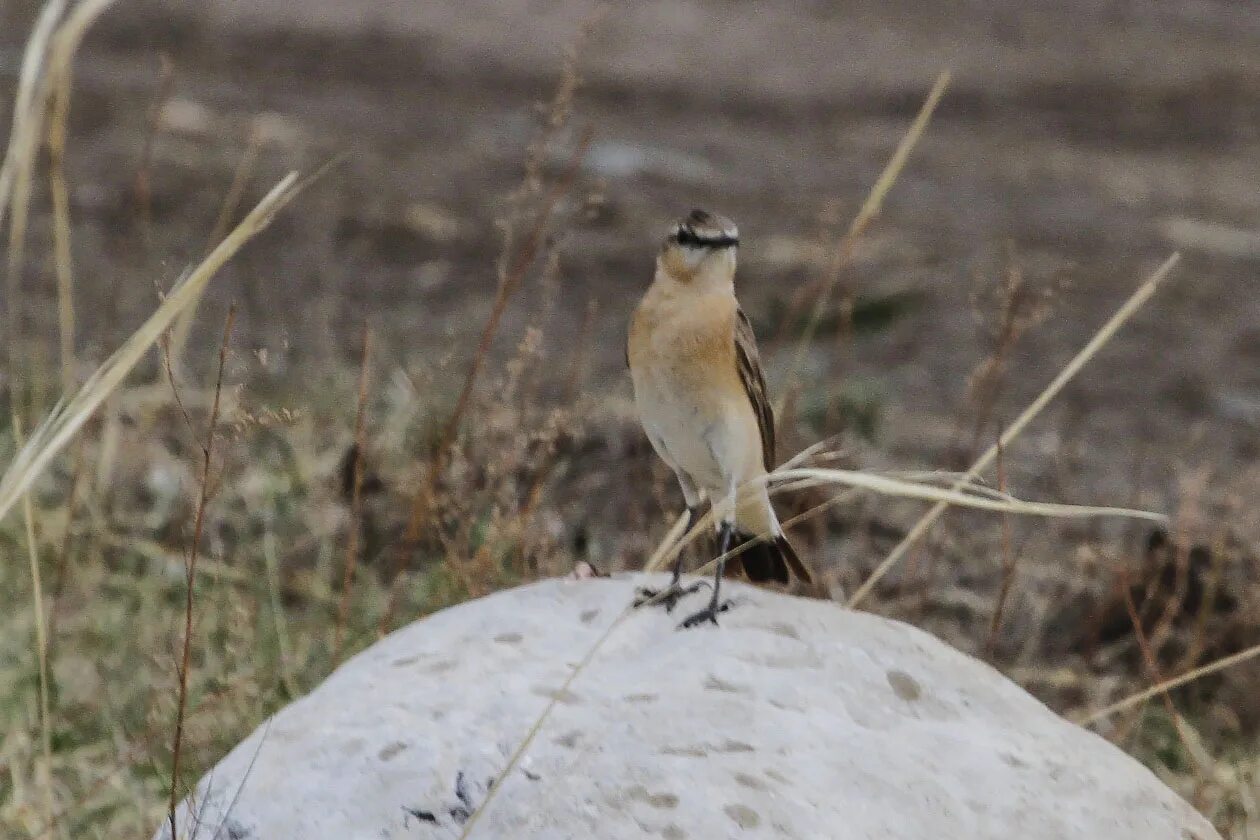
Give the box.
[677,599,733,629]
[633,581,709,613]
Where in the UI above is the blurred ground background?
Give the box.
[2,0,1260,836]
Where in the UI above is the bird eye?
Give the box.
[675,228,701,247]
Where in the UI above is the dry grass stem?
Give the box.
[642,509,691,574]
[986,426,1017,653]
[1081,641,1260,727]
[777,70,950,415]
[169,120,268,371]
[0,171,302,527]
[45,433,87,649]
[13,413,56,836]
[381,127,593,633]
[4,0,68,406]
[645,439,847,573]
[1119,569,1204,773]
[0,0,65,229]
[768,467,1165,520]
[166,305,235,839]
[262,503,299,698]
[848,252,1181,608]
[45,0,120,394]
[644,465,1165,597]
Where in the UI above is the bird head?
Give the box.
[657,209,739,283]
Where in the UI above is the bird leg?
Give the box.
[635,505,709,612]
[678,502,736,629]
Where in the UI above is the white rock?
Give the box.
[156,575,1219,840]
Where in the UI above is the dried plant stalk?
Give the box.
[0,172,302,527]
[166,306,235,839]
[848,253,1181,608]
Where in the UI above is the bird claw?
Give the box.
[677,599,733,629]
[634,581,708,613]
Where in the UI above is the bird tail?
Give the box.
[728,532,813,585]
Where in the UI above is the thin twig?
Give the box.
[380,128,593,634]
[1119,567,1202,772]
[986,422,1017,654]
[1179,530,1226,676]
[167,305,234,839]
[335,326,372,661]
[848,253,1181,608]
[160,330,200,444]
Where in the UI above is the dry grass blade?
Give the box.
[45,0,120,394]
[0,172,302,527]
[642,464,1166,596]
[4,0,68,400]
[642,509,691,574]
[13,413,55,836]
[648,465,968,578]
[769,467,1166,521]
[1079,641,1260,726]
[848,252,1181,608]
[262,503,299,699]
[0,0,66,228]
[645,438,846,573]
[777,70,950,413]
[777,435,845,470]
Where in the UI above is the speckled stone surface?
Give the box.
[156,575,1219,840]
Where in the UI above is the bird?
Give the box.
[627,209,814,628]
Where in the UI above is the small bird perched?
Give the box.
[627,209,813,628]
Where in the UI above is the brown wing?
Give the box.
[734,306,775,472]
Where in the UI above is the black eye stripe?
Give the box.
[673,227,739,249]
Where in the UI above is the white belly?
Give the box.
[632,367,757,495]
